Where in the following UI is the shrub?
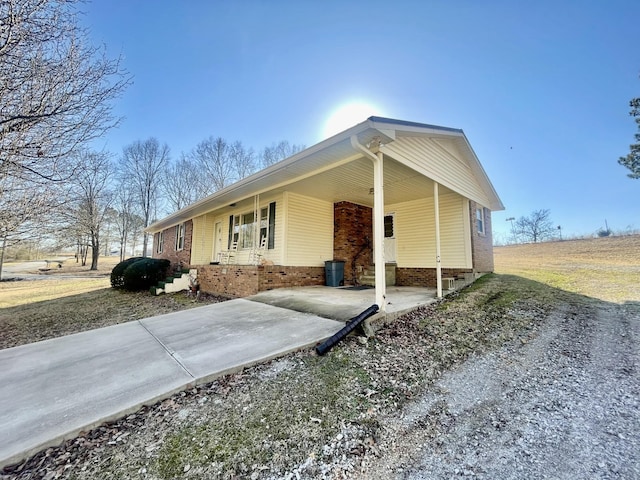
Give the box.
[122,258,171,292]
[110,257,144,289]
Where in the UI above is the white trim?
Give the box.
[434,182,442,299]
[462,201,473,269]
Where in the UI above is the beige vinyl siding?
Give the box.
[390,192,471,268]
[384,136,492,208]
[191,213,215,264]
[191,193,286,265]
[284,192,333,266]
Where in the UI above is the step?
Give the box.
[360,264,396,286]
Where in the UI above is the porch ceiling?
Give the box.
[273,155,452,207]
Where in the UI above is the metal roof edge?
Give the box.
[367,116,464,134]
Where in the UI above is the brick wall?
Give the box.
[259,266,325,291]
[152,220,193,269]
[197,265,325,297]
[396,267,472,287]
[469,201,495,272]
[197,265,261,297]
[333,201,373,284]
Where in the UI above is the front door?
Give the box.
[213,221,223,262]
[383,213,397,263]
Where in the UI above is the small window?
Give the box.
[384,215,394,238]
[175,223,185,251]
[260,207,269,246]
[476,207,485,235]
[156,231,164,254]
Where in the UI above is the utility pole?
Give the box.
[506,217,516,243]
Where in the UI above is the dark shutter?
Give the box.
[268,202,276,249]
[228,215,234,248]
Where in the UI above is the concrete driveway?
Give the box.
[0,299,342,468]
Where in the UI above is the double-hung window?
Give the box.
[175,223,185,251]
[476,207,486,235]
[156,231,164,254]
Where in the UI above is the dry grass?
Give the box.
[0,278,110,308]
[0,257,227,350]
[494,234,640,304]
[20,255,121,276]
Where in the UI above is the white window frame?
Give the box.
[476,207,486,235]
[175,223,185,251]
[230,202,276,250]
[232,212,256,249]
[156,231,164,254]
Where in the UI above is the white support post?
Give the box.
[373,151,386,311]
[350,135,386,311]
[434,182,442,299]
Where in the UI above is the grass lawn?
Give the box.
[0,278,224,350]
[494,235,640,304]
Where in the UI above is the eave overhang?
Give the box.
[146,117,504,233]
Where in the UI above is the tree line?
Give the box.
[2,135,304,275]
[0,0,303,277]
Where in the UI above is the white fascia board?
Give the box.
[145,120,396,233]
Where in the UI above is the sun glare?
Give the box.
[322,101,382,139]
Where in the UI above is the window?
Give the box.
[476,207,485,235]
[156,231,164,254]
[231,212,256,249]
[260,207,269,245]
[175,223,185,251]
[228,202,276,250]
[384,215,394,238]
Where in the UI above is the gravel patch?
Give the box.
[361,301,640,479]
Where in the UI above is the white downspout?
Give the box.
[350,135,386,311]
[434,181,443,299]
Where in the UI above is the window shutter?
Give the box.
[268,202,276,249]
[228,215,234,248]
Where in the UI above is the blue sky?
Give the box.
[84,0,639,241]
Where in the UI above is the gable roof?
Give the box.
[147,117,504,233]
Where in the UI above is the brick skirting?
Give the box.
[396,267,472,288]
[196,264,325,297]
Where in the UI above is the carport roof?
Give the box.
[146,117,503,233]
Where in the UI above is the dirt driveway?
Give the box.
[360,300,640,479]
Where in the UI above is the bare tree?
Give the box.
[127,213,144,257]
[260,140,305,168]
[112,185,135,261]
[229,141,256,180]
[191,136,235,192]
[0,176,58,279]
[0,0,131,184]
[515,209,556,243]
[163,153,209,212]
[101,207,119,256]
[67,151,114,270]
[121,138,170,256]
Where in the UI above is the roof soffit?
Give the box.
[146,117,503,232]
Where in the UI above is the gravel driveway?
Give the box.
[362,301,640,479]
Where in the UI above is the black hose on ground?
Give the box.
[315,304,379,356]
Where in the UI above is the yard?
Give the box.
[1,236,638,479]
[0,256,226,350]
